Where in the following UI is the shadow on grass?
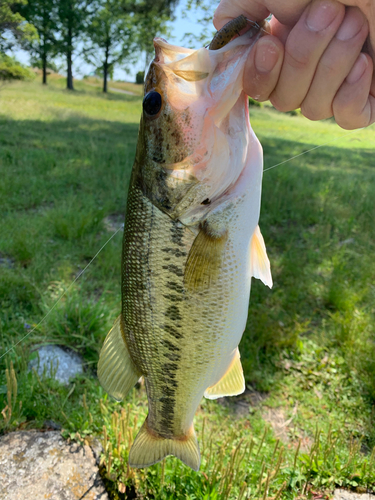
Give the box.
[47,80,142,102]
[1,113,375,442]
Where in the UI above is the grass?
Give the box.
[1,76,375,498]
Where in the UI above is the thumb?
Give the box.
[243,35,284,102]
[213,0,271,30]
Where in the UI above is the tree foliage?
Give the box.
[134,0,178,69]
[183,0,216,47]
[0,53,35,80]
[0,0,37,52]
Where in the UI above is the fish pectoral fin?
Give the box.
[97,315,141,402]
[204,348,245,399]
[184,220,228,292]
[250,226,273,288]
[129,418,200,471]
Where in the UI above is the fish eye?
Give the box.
[143,91,162,117]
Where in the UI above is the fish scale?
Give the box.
[121,175,253,437]
[97,20,273,471]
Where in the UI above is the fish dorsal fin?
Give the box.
[204,348,245,400]
[184,221,228,292]
[97,315,141,401]
[129,418,200,471]
[250,226,273,288]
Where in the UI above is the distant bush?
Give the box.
[249,97,262,107]
[135,71,144,84]
[0,55,35,81]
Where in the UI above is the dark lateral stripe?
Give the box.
[164,323,183,339]
[162,264,184,277]
[170,227,185,247]
[161,247,187,258]
[163,351,181,362]
[167,281,184,294]
[161,339,180,352]
[165,305,182,321]
[163,293,183,303]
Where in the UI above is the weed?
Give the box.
[1,79,375,498]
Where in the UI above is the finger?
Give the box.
[214,0,312,29]
[301,7,369,120]
[270,0,346,112]
[213,0,270,30]
[333,53,375,129]
[243,35,284,102]
[269,16,293,45]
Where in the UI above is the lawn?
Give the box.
[1,77,375,499]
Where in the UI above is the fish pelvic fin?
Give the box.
[184,220,228,292]
[250,226,273,288]
[97,315,141,401]
[129,418,200,471]
[204,348,245,399]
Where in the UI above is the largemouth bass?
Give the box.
[98,22,272,472]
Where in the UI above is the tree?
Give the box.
[83,0,135,93]
[17,0,58,84]
[56,0,94,90]
[122,0,179,71]
[183,0,216,47]
[0,0,37,52]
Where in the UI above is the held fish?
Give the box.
[98,20,272,472]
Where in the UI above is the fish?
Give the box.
[97,20,273,472]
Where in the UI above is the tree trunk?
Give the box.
[67,24,74,90]
[103,42,109,93]
[42,43,47,85]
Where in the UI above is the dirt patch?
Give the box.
[216,389,268,418]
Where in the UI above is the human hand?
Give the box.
[214,0,375,129]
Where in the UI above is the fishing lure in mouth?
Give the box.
[98,16,272,471]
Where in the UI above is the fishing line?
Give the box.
[0,224,124,361]
[1,122,372,360]
[263,126,368,173]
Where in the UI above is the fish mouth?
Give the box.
[152,156,166,164]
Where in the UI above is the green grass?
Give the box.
[1,77,375,499]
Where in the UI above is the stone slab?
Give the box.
[28,345,83,384]
[0,431,108,500]
[334,490,375,499]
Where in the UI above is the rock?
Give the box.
[28,345,83,384]
[0,431,108,500]
[334,489,375,499]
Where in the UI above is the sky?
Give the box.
[12,0,217,82]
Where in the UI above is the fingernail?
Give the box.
[306,0,340,32]
[255,38,279,74]
[336,8,365,41]
[346,53,368,84]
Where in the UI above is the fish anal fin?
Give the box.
[184,220,228,292]
[129,418,200,471]
[250,226,273,288]
[204,348,245,400]
[97,315,141,401]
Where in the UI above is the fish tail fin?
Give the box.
[128,418,200,471]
